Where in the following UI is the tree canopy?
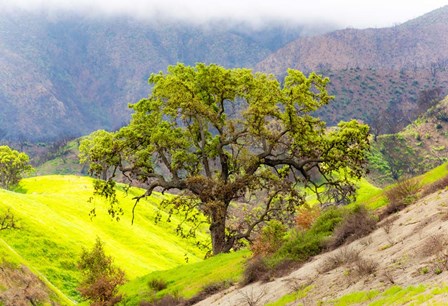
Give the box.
[80,63,370,255]
[0,145,33,190]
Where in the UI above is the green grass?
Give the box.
[352,162,448,210]
[417,161,448,185]
[265,285,313,306]
[330,290,380,305]
[0,175,208,303]
[120,249,250,304]
[326,284,448,305]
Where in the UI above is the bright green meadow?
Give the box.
[0,175,208,303]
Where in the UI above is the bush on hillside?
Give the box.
[185,280,233,305]
[381,177,421,218]
[327,206,377,250]
[241,257,270,286]
[140,294,184,306]
[275,207,346,261]
[0,145,34,190]
[242,206,350,283]
[295,205,321,231]
[319,247,360,273]
[77,238,126,306]
[251,220,287,256]
[148,278,168,292]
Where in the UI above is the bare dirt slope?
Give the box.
[196,189,448,305]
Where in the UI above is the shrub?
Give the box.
[251,220,287,256]
[278,230,325,262]
[319,247,360,273]
[276,207,346,262]
[419,234,447,258]
[0,145,34,190]
[148,278,168,292]
[295,205,320,231]
[309,207,346,234]
[77,238,126,306]
[241,257,269,286]
[381,178,421,218]
[354,258,377,276]
[140,294,184,306]
[327,206,376,250]
[185,281,233,305]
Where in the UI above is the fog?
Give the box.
[1,0,447,29]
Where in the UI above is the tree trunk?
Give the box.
[209,202,232,255]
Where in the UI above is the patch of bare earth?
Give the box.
[195,189,448,305]
[0,264,52,306]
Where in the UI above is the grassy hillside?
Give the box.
[121,249,250,304]
[368,96,448,185]
[0,175,208,303]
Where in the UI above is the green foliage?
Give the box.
[120,250,249,304]
[147,278,168,292]
[82,63,370,255]
[79,130,121,180]
[377,134,422,180]
[0,175,207,302]
[251,220,287,256]
[77,238,126,306]
[0,145,33,190]
[275,207,346,261]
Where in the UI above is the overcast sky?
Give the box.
[1,0,447,29]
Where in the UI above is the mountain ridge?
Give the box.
[256,5,448,131]
[0,12,310,142]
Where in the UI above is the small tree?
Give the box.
[0,145,33,190]
[77,238,126,306]
[0,209,19,231]
[81,63,370,255]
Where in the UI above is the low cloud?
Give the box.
[1,0,447,29]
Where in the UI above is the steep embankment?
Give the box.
[0,175,208,303]
[197,165,448,305]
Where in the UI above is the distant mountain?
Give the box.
[3,6,448,142]
[0,11,312,142]
[256,6,448,132]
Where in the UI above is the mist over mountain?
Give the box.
[0,11,314,142]
[2,6,448,142]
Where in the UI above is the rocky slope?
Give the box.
[197,184,448,305]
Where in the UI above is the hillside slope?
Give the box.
[369,96,448,184]
[0,175,208,302]
[256,6,448,132]
[0,11,310,142]
[197,173,448,305]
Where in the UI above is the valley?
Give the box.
[1,3,448,306]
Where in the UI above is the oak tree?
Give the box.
[0,145,33,190]
[80,63,370,255]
